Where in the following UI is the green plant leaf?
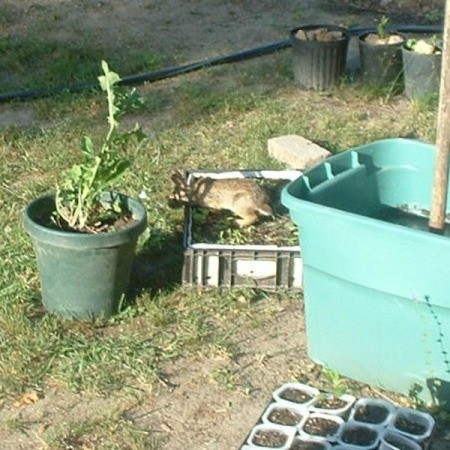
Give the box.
[98,61,121,92]
[81,136,95,156]
[54,60,147,232]
[405,39,417,51]
[376,15,389,40]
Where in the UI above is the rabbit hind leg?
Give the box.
[235,214,259,228]
[233,206,259,228]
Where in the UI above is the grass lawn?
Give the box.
[0,10,444,447]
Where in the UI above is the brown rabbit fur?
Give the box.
[169,170,273,227]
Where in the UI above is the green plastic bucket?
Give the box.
[281,138,450,407]
[24,192,147,319]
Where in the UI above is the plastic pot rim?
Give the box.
[358,31,406,44]
[23,191,148,249]
[290,24,350,42]
[401,45,442,56]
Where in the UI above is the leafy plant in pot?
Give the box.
[358,16,405,91]
[24,61,148,319]
[402,36,442,101]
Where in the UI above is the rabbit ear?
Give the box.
[169,170,190,204]
[170,170,185,185]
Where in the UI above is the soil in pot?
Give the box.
[290,441,328,450]
[394,417,427,436]
[313,395,347,410]
[267,406,305,426]
[363,33,404,46]
[51,207,135,234]
[353,404,390,424]
[311,393,355,418]
[383,433,419,450]
[252,428,288,448]
[278,387,314,405]
[406,38,441,55]
[32,192,137,234]
[302,416,340,438]
[340,425,378,446]
[294,27,344,42]
[290,24,349,91]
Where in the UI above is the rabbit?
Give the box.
[168,170,273,227]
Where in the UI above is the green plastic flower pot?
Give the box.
[281,138,450,408]
[23,192,147,319]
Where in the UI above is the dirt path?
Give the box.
[1,0,350,61]
[0,300,312,449]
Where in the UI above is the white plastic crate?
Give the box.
[181,169,303,290]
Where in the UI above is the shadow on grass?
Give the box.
[129,229,185,299]
[0,35,166,94]
[27,289,48,321]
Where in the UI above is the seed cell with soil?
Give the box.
[263,403,306,427]
[301,413,343,440]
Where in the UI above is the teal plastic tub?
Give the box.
[281,138,450,407]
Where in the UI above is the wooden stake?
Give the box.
[429,0,450,232]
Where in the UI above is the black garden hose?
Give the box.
[0,24,442,103]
